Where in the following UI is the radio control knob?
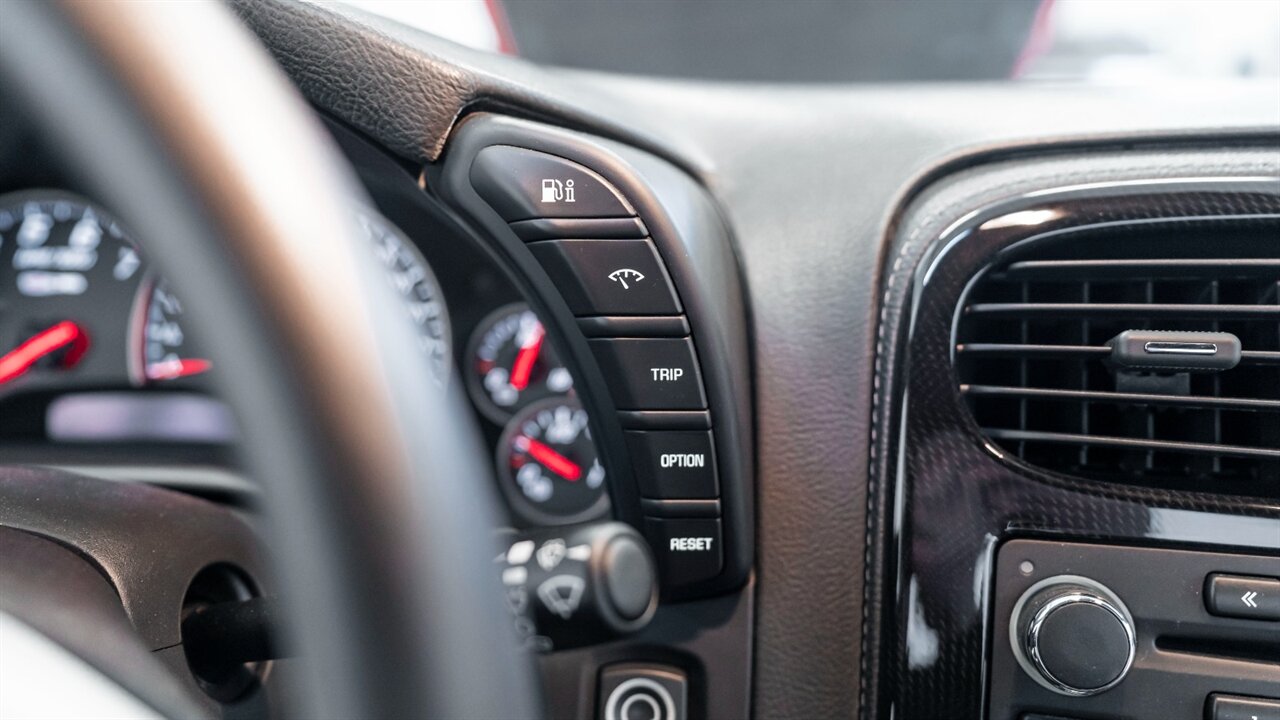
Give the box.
[1010,577,1135,697]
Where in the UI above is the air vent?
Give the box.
[954,225,1280,497]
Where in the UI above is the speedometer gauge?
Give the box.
[0,191,145,393]
[357,208,451,383]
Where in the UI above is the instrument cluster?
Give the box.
[0,188,605,527]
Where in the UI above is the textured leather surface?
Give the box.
[230,3,1280,716]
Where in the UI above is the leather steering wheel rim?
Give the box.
[0,3,539,718]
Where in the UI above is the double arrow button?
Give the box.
[1206,573,1280,621]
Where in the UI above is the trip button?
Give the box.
[1209,694,1280,720]
[470,146,635,221]
[644,517,722,587]
[528,239,681,316]
[589,338,706,410]
[627,431,718,499]
[1206,573,1280,621]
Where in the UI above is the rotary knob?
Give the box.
[1010,576,1135,697]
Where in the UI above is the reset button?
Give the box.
[643,517,723,588]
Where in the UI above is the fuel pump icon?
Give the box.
[540,179,576,204]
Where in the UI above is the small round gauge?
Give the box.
[466,303,574,423]
[0,191,145,393]
[357,208,451,384]
[497,398,607,525]
[137,278,211,383]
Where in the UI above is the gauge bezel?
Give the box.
[464,302,573,425]
[494,396,609,526]
[356,206,453,386]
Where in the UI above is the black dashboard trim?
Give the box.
[865,154,1280,719]
[433,114,756,602]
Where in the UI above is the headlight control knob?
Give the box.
[1010,575,1135,697]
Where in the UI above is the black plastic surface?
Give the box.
[498,522,657,650]
[643,518,724,590]
[603,536,655,621]
[640,499,721,519]
[1106,330,1242,372]
[538,578,753,720]
[627,430,719,500]
[577,316,690,338]
[435,115,754,603]
[867,160,1280,720]
[990,540,1280,720]
[589,338,707,411]
[1206,574,1280,621]
[0,524,205,719]
[1033,602,1130,691]
[511,217,647,241]
[598,663,687,720]
[0,467,274,717]
[1210,694,1280,720]
[471,145,636,221]
[528,239,683,316]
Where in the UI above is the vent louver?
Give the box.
[954,226,1280,497]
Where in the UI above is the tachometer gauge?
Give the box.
[497,398,607,525]
[357,208,451,383]
[466,303,574,423]
[0,191,145,393]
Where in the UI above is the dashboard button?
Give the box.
[599,664,686,720]
[1209,694,1280,720]
[644,517,722,587]
[627,431,718,499]
[528,239,681,316]
[1206,573,1280,621]
[588,338,706,410]
[470,146,635,221]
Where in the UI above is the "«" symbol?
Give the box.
[1241,590,1259,608]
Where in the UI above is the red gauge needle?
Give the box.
[0,321,89,385]
[524,438,581,481]
[145,358,213,382]
[509,323,545,391]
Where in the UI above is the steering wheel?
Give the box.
[0,2,539,717]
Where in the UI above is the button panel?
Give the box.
[643,517,723,587]
[470,146,635,221]
[456,126,747,598]
[627,431,718,499]
[589,338,706,410]
[528,239,682,316]
[1206,573,1280,621]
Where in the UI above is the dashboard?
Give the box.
[0,2,1278,720]
[0,144,606,530]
